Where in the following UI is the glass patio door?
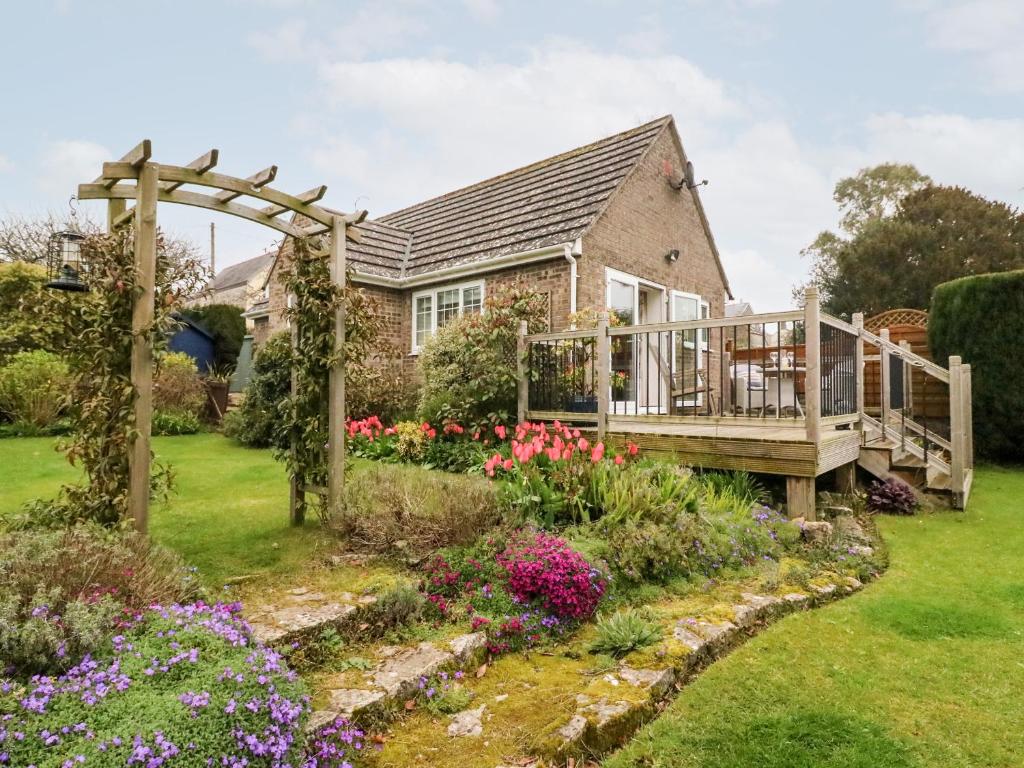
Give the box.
[607,274,637,411]
[671,291,709,407]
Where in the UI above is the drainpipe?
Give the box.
[564,239,580,321]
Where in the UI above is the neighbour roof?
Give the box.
[725,301,754,317]
[268,115,731,296]
[210,251,274,291]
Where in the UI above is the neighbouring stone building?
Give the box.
[247,115,732,382]
[189,250,274,333]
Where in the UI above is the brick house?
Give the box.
[189,250,274,333]
[246,115,732,387]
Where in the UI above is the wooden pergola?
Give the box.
[78,139,365,532]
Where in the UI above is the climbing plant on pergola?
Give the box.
[77,139,365,531]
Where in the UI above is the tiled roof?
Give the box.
[210,251,274,290]
[377,116,671,276]
[268,115,733,294]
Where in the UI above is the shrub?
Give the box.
[0,349,70,427]
[0,603,312,767]
[699,470,768,506]
[605,516,704,584]
[0,525,200,675]
[226,332,291,449]
[417,284,548,430]
[0,261,61,362]
[589,609,663,658]
[930,269,1024,461]
[866,478,919,515]
[153,350,206,417]
[394,420,430,462]
[497,532,607,620]
[152,408,201,435]
[182,303,246,368]
[338,464,502,555]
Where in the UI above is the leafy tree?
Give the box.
[798,170,1024,317]
[181,303,246,368]
[796,163,931,309]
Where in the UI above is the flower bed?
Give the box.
[0,602,368,768]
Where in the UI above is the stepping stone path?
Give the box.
[247,587,377,645]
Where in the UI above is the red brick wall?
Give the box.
[578,127,728,317]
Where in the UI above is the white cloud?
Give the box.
[862,112,1024,202]
[462,0,500,22]
[38,139,110,199]
[248,4,427,62]
[924,0,1024,91]
[284,35,1023,311]
[0,154,12,174]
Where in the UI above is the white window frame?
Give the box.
[410,279,485,354]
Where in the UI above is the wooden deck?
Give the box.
[563,417,861,478]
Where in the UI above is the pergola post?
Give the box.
[327,216,347,519]
[128,162,158,533]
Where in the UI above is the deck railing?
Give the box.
[516,288,973,506]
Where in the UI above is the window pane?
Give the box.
[415,295,432,347]
[463,285,482,314]
[437,288,460,328]
[608,279,635,325]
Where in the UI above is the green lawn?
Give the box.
[604,465,1024,768]
[0,433,335,586]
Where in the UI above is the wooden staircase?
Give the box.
[853,327,973,508]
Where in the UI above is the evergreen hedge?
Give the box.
[929,269,1024,462]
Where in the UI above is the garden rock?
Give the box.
[672,623,706,654]
[448,705,486,737]
[328,688,386,717]
[799,519,834,544]
[558,714,588,743]
[619,666,675,698]
[579,698,632,728]
[693,620,736,647]
[449,632,487,664]
[783,592,810,605]
[248,592,358,644]
[371,641,454,697]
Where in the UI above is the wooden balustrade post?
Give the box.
[289,292,304,527]
[596,312,610,440]
[803,288,821,445]
[962,363,973,471]
[948,355,965,507]
[516,320,528,424]
[879,328,891,431]
[852,312,865,441]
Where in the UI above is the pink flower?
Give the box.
[614,454,624,465]
[546,446,561,462]
[590,442,605,463]
[495,425,507,440]
[578,437,589,452]
[502,458,514,471]
[627,441,639,456]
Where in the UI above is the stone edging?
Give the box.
[543,577,866,763]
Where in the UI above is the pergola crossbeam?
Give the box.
[94,139,151,189]
[213,165,277,203]
[260,185,327,218]
[160,149,219,193]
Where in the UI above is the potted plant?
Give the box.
[203,363,234,423]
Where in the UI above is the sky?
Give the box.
[1,0,1022,310]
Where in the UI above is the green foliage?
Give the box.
[699,470,768,507]
[604,516,704,584]
[0,524,199,675]
[23,230,204,527]
[152,409,201,436]
[279,237,403,522]
[224,331,291,449]
[182,303,245,367]
[930,269,1024,461]
[338,463,501,555]
[0,606,310,767]
[0,261,63,362]
[591,462,700,528]
[394,420,429,462]
[424,682,473,715]
[417,284,548,429]
[0,349,70,427]
[589,608,663,658]
[154,350,206,417]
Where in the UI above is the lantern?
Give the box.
[45,203,88,292]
